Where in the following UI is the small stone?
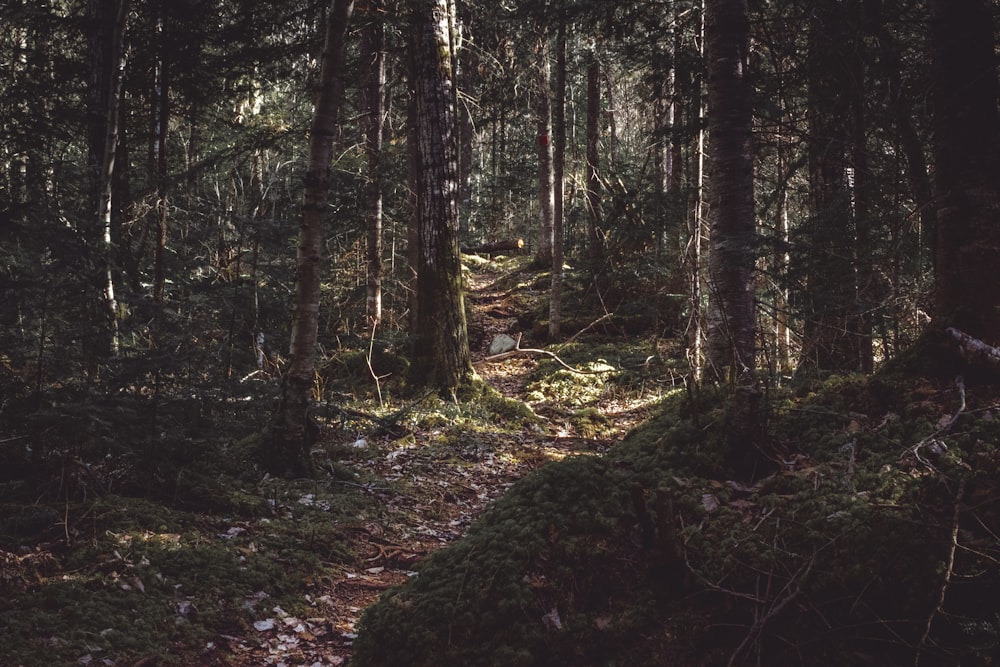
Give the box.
[489,334,517,355]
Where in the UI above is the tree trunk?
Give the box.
[687,0,706,380]
[361,0,386,325]
[800,0,861,372]
[409,0,475,396]
[930,0,1000,345]
[549,14,567,340]
[705,0,761,474]
[86,0,129,358]
[151,1,169,305]
[534,33,554,267]
[850,18,874,373]
[704,0,755,380]
[270,0,355,476]
[586,58,603,262]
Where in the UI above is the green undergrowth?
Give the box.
[524,339,681,409]
[0,428,372,666]
[353,358,1000,666]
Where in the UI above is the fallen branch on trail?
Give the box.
[478,333,616,375]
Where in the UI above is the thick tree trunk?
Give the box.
[409,0,475,396]
[361,0,386,324]
[705,0,761,474]
[704,0,755,380]
[930,0,1000,345]
[534,33,554,267]
[270,0,354,476]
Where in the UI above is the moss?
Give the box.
[355,365,1000,666]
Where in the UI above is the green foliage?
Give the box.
[355,367,1000,666]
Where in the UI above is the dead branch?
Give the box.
[944,326,1000,374]
[479,334,616,375]
[915,476,966,667]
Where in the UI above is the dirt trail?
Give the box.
[229,266,636,666]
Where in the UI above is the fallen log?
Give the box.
[461,238,524,255]
[944,326,1000,374]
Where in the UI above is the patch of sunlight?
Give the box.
[108,530,183,550]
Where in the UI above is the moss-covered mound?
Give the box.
[353,368,1000,666]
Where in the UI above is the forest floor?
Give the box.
[1,254,678,667]
[224,258,668,666]
[5,257,1000,666]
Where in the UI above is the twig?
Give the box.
[915,476,966,667]
[727,555,815,667]
[366,317,386,409]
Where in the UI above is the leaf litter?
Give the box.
[226,262,664,666]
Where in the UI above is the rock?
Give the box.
[489,334,517,355]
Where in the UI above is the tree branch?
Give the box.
[478,334,615,375]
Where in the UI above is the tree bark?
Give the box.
[687,0,706,380]
[270,0,355,476]
[361,0,386,325]
[586,58,603,262]
[534,33,554,267]
[151,0,169,305]
[409,0,475,396]
[930,0,1000,345]
[549,13,567,340]
[704,0,755,380]
[86,0,129,358]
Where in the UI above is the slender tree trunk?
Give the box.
[704,0,755,380]
[549,13,567,340]
[535,33,554,266]
[150,1,169,305]
[930,0,1000,344]
[270,0,355,475]
[850,21,874,373]
[586,58,603,262]
[409,0,475,396]
[361,0,386,324]
[87,0,130,358]
[687,0,706,380]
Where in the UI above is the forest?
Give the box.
[3,0,1000,664]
